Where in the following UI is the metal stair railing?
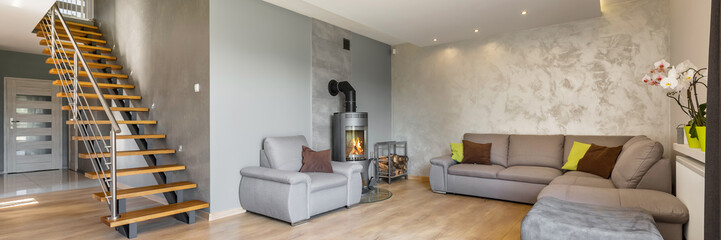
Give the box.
[37,3,122,221]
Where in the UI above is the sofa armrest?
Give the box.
[430,155,457,168]
[331,161,363,206]
[429,155,456,193]
[636,158,672,193]
[240,167,311,185]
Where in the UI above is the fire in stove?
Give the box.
[350,137,363,155]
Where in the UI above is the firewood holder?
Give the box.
[374,141,408,184]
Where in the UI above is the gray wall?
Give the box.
[0,50,60,173]
[391,0,671,176]
[209,0,312,213]
[351,33,392,152]
[311,19,393,153]
[94,0,210,204]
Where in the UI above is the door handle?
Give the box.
[10,118,19,123]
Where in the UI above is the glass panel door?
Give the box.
[345,127,367,161]
[4,78,62,173]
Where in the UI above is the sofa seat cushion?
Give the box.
[497,166,562,184]
[563,170,603,179]
[448,164,505,178]
[549,175,615,188]
[538,185,689,224]
[305,172,347,192]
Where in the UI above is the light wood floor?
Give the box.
[0,179,531,240]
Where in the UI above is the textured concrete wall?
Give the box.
[311,20,393,153]
[0,50,59,173]
[311,20,351,150]
[209,0,312,213]
[392,0,671,176]
[95,0,210,203]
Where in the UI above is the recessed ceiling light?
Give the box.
[521,10,528,15]
[433,38,438,42]
[474,29,479,33]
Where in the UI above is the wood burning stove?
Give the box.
[329,80,371,192]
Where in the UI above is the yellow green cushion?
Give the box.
[562,141,591,170]
[451,142,463,162]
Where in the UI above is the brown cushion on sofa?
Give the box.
[462,140,491,165]
[577,144,623,178]
[463,134,510,166]
[299,146,333,173]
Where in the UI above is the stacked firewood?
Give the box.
[378,154,408,176]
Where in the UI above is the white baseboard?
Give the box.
[204,207,246,221]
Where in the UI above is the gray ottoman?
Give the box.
[521,197,662,240]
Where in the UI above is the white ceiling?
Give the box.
[265,0,602,47]
[0,0,56,54]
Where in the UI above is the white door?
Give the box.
[4,77,62,173]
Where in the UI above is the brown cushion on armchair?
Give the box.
[299,146,333,173]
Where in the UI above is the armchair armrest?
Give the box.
[330,161,363,206]
[240,167,311,185]
[331,161,362,177]
[239,166,311,224]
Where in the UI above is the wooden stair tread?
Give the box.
[53,80,134,89]
[40,40,111,53]
[73,134,166,141]
[43,49,116,61]
[92,182,197,201]
[79,149,175,159]
[67,120,157,125]
[45,18,99,30]
[37,25,102,37]
[37,32,106,45]
[85,165,186,179]
[101,200,209,228]
[47,58,122,70]
[57,92,141,100]
[51,69,129,79]
[62,106,149,112]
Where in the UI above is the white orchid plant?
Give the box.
[641,59,708,138]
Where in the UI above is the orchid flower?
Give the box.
[654,59,671,70]
[676,60,697,74]
[661,68,680,90]
[641,74,652,85]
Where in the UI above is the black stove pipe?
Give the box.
[328,80,356,112]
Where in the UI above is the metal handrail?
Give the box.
[43,4,121,220]
[51,5,121,133]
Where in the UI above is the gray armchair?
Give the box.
[239,135,362,225]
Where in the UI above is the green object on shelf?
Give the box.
[697,126,707,152]
[684,126,701,149]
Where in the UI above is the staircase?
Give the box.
[33,4,208,239]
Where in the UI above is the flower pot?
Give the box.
[697,126,707,152]
[684,126,701,149]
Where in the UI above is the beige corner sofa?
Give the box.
[429,134,689,240]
